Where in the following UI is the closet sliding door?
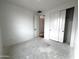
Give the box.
[49,10,66,42]
[58,10,66,42]
[49,11,59,41]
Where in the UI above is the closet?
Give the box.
[49,10,66,42]
[45,7,74,44]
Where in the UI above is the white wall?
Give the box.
[70,5,78,47]
[44,13,50,40]
[34,15,40,37]
[0,1,35,47]
[0,1,3,58]
[0,26,2,59]
[44,0,78,47]
[74,20,78,59]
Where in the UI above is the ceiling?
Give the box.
[5,0,75,12]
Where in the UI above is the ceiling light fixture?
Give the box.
[37,10,42,13]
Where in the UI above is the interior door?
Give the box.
[58,10,66,42]
[33,15,39,37]
[49,11,59,41]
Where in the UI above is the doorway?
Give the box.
[34,15,45,38]
[39,15,45,38]
[63,7,74,45]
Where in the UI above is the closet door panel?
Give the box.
[58,10,66,42]
[49,11,59,41]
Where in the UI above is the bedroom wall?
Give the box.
[0,1,35,47]
[0,26,2,59]
[70,5,78,47]
[0,1,3,59]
